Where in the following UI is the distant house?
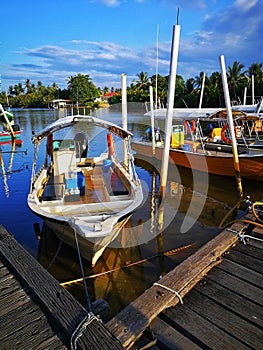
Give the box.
[48,99,71,109]
[101,92,118,102]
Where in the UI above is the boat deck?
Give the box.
[40,162,130,205]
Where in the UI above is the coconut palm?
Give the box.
[227,61,246,102]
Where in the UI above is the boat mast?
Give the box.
[198,73,206,110]
[160,14,181,198]
[220,55,243,198]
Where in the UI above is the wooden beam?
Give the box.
[0,225,124,349]
[106,222,245,348]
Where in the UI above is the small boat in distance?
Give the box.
[0,105,22,143]
[27,114,144,266]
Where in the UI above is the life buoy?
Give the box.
[107,133,115,156]
[221,124,237,144]
[184,120,195,134]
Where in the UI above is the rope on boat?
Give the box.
[60,243,195,287]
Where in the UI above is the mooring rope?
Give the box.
[60,243,195,287]
[70,312,101,350]
[153,282,183,304]
[69,218,92,312]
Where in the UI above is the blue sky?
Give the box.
[1,0,262,90]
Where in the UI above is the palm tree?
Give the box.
[227,61,246,102]
[133,72,149,88]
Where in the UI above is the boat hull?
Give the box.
[0,130,22,142]
[45,216,131,267]
[132,140,263,181]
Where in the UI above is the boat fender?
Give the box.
[47,134,53,155]
[107,133,115,156]
[221,124,237,144]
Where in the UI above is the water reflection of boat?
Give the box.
[0,139,24,197]
[36,219,145,318]
[28,114,143,266]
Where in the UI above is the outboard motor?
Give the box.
[74,132,88,159]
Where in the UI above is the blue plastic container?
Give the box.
[183,144,191,151]
[77,172,85,195]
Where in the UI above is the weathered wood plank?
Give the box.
[0,225,124,350]
[194,278,263,328]
[163,305,250,350]
[184,289,263,349]
[232,241,263,260]
[106,225,244,348]
[0,287,31,317]
[216,259,263,288]
[205,267,262,305]
[225,249,263,275]
[149,316,202,350]
[247,238,263,249]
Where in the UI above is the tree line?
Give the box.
[0,61,262,109]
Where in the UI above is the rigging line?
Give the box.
[71,219,92,312]
[60,243,195,287]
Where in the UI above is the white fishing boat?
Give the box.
[28,114,144,266]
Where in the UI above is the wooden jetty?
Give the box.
[106,218,263,349]
[0,225,124,349]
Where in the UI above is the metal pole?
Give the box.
[198,73,206,109]
[121,74,128,167]
[159,24,181,197]
[155,24,159,108]
[121,74,128,131]
[252,75,255,104]
[149,86,156,155]
[243,87,247,105]
[219,55,243,198]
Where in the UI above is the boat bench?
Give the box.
[103,168,129,196]
[41,183,64,201]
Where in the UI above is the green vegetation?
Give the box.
[1,61,262,108]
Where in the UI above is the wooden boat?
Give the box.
[0,105,22,143]
[132,120,263,181]
[0,126,22,143]
[28,114,144,266]
[201,109,263,149]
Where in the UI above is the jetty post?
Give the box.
[198,73,206,109]
[149,86,156,155]
[219,55,243,198]
[252,74,255,104]
[243,86,247,105]
[159,21,181,197]
[121,73,128,167]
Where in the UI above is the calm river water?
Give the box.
[1,104,262,318]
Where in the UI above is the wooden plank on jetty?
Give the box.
[147,237,263,350]
[0,225,124,349]
[106,223,258,348]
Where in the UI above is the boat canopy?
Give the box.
[32,115,133,144]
